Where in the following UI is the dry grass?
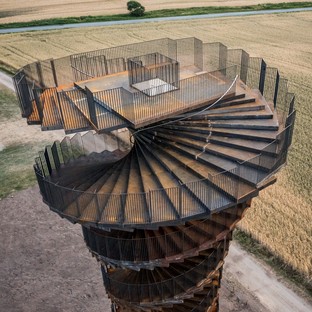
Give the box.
[0,11,311,277]
[0,0,307,23]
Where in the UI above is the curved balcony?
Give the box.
[83,205,243,269]
[34,108,294,229]
[13,38,296,312]
[13,39,295,230]
[102,241,227,305]
[112,281,220,312]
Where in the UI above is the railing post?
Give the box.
[178,186,182,218]
[235,165,241,201]
[50,59,58,87]
[128,284,131,303]
[148,190,152,223]
[259,59,266,95]
[273,70,280,109]
[35,61,44,88]
[207,173,212,210]
[118,238,122,261]
[94,191,101,222]
[33,88,44,122]
[103,55,108,76]
[240,49,249,84]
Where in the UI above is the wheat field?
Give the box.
[0,0,306,23]
[0,11,311,277]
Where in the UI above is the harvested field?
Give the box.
[0,0,307,23]
[0,11,311,279]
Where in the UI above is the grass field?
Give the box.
[0,86,38,197]
[0,0,308,23]
[1,2,311,29]
[0,85,64,198]
[0,11,311,280]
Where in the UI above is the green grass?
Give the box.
[234,228,312,298]
[0,61,16,75]
[0,86,20,121]
[0,89,45,199]
[0,144,39,199]
[0,2,311,29]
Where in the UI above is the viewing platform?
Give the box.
[13,38,296,312]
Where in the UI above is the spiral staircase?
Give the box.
[13,38,295,311]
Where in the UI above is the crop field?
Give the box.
[0,0,307,23]
[0,11,311,279]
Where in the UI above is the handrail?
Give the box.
[13,40,295,129]
[13,39,295,226]
[32,117,294,226]
[35,121,293,195]
[102,244,226,303]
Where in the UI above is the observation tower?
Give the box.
[13,38,295,311]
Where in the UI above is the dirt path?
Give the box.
[224,243,312,311]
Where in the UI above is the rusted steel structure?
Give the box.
[13,38,295,311]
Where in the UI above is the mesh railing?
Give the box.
[13,38,294,130]
[33,107,294,227]
[72,66,236,128]
[11,38,295,226]
[82,216,236,264]
[33,108,294,225]
[101,240,227,303]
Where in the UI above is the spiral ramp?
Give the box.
[34,82,287,311]
[13,39,295,311]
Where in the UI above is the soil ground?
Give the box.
[0,0,306,24]
[0,185,267,312]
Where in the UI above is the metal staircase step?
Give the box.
[154,145,256,201]
[99,155,132,223]
[149,145,231,213]
[136,139,181,222]
[163,124,279,142]
[58,90,92,133]
[124,150,150,224]
[155,128,277,156]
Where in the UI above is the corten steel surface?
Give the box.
[14,38,295,312]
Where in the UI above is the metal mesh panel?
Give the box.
[38,59,57,88]
[13,70,33,117]
[23,63,40,84]
[246,57,262,90]
[176,37,196,68]
[202,42,226,72]
[263,67,279,104]
[69,38,177,72]
[194,38,203,70]
[53,56,75,86]
[226,49,246,78]
[70,53,108,81]
[128,52,179,87]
